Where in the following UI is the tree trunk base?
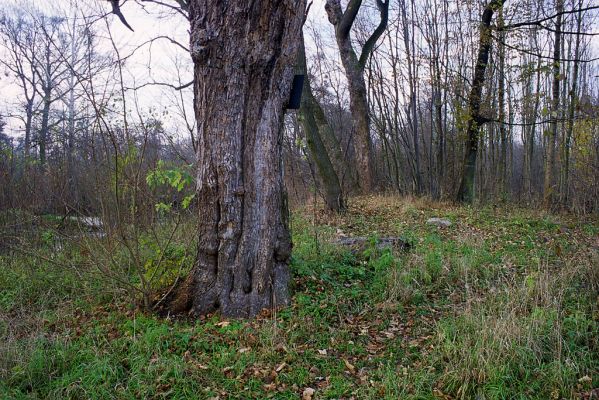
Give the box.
[154,263,291,319]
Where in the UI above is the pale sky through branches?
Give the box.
[0,0,331,140]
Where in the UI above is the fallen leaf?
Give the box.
[263,383,276,391]
[302,387,315,400]
[344,359,356,374]
[238,347,251,353]
[317,349,327,355]
[275,362,287,372]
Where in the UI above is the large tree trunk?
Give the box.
[456,0,503,203]
[168,0,305,318]
[297,36,346,212]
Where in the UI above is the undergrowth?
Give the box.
[0,196,597,399]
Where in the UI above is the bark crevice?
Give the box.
[161,1,305,319]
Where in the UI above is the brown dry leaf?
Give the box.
[275,362,287,372]
[215,321,230,328]
[432,388,451,399]
[263,383,276,391]
[302,387,315,400]
[344,359,356,374]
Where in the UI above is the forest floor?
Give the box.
[1,196,598,399]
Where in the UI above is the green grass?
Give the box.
[1,196,597,399]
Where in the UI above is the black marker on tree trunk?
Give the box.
[287,74,304,110]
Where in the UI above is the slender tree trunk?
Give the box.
[306,51,357,193]
[524,54,542,199]
[456,0,504,203]
[544,0,563,208]
[166,0,305,318]
[400,0,421,195]
[297,36,346,212]
[497,6,507,196]
[67,18,78,208]
[434,88,444,199]
[39,90,51,167]
[438,0,450,199]
[428,99,434,196]
[24,101,33,158]
[560,1,582,207]
[507,80,514,196]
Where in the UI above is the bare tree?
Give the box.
[456,0,504,203]
[34,14,71,167]
[325,0,389,192]
[0,8,39,157]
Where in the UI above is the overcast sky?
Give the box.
[0,0,333,138]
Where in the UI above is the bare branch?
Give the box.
[138,0,189,19]
[125,80,193,91]
[325,0,363,39]
[500,5,599,31]
[110,0,135,31]
[358,0,389,70]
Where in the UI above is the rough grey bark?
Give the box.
[297,36,346,212]
[325,0,389,193]
[166,0,306,318]
[456,0,504,203]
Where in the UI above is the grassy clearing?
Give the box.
[1,196,597,399]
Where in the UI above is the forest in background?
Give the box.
[0,0,597,215]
